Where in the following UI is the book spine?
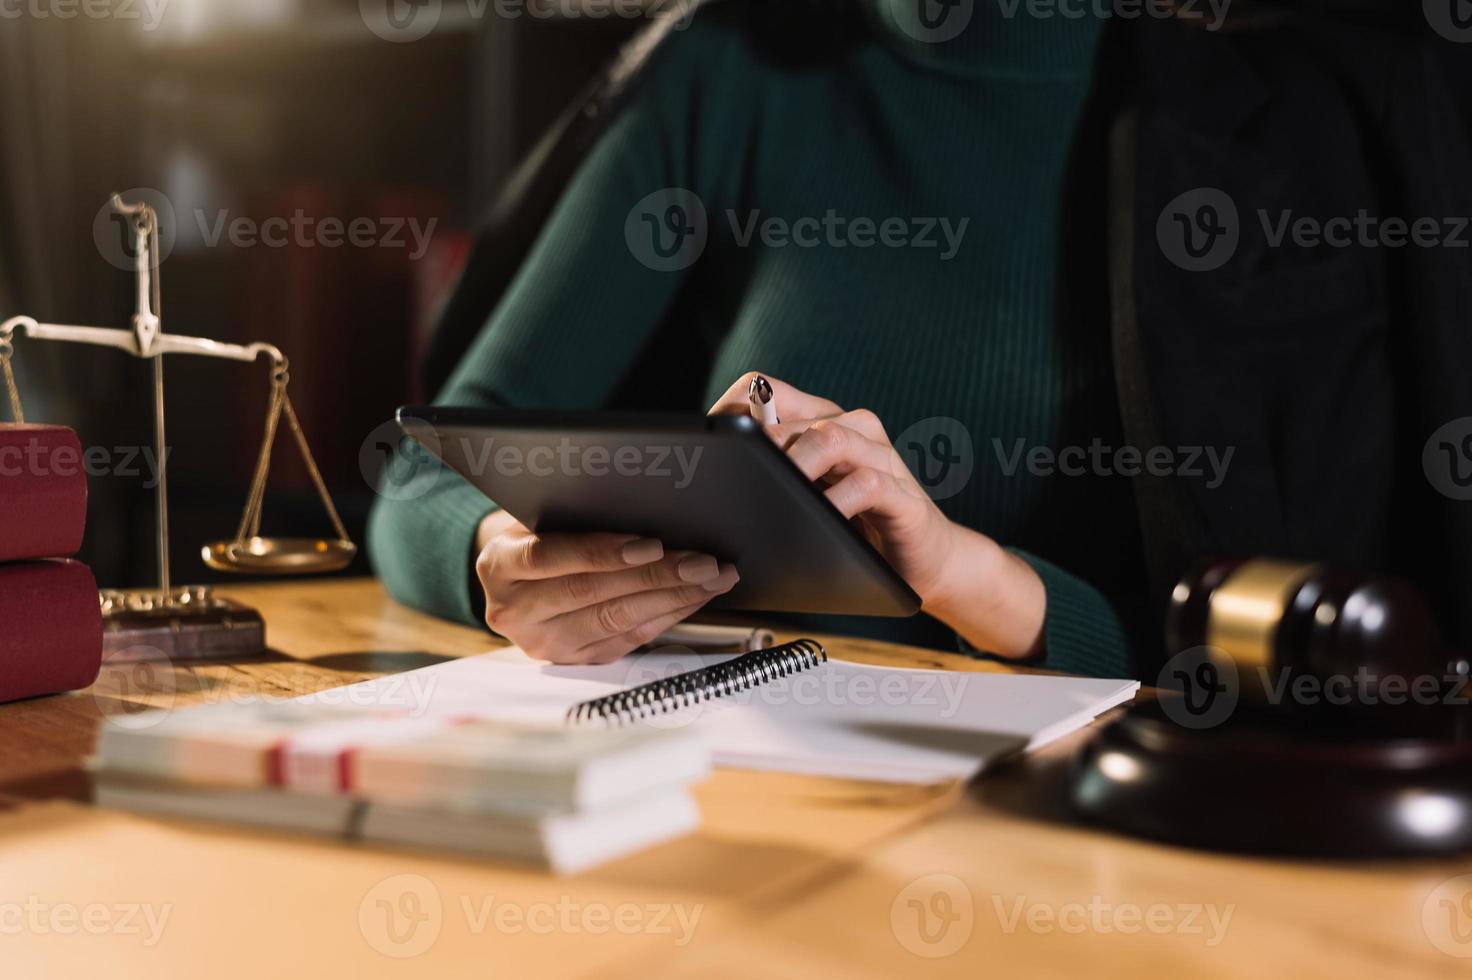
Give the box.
[0,425,89,561]
[0,560,103,704]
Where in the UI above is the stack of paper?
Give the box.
[94,704,709,875]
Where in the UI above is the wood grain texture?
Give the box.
[0,579,1466,978]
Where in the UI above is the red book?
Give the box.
[0,424,88,562]
[0,560,103,704]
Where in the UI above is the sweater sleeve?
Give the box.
[1010,549,1135,678]
[367,21,739,624]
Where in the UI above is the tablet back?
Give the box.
[397,406,921,617]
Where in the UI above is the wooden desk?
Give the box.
[0,579,1466,978]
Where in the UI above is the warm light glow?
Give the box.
[1097,751,1143,784]
[1399,792,1463,838]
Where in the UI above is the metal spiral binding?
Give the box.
[567,639,827,726]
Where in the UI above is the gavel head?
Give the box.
[1165,559,1461,722]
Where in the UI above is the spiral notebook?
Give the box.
[316,640,1139,784]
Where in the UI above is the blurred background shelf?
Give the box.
[0,0,645,588]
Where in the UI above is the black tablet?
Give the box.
[397,406,921,617]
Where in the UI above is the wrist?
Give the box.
[923,528,1046,660]
[919,524,995,618]
[476,508,514,554]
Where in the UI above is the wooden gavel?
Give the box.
[1166,558,1470,732]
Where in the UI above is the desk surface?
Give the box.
[0,579,1465,978]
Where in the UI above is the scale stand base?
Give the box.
[100,587,266,663]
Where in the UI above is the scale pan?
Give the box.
[202,537,357,574]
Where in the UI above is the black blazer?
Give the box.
[1106,10,1472,653]
[422,1,1472,663]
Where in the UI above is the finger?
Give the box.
[785,418,898,483]
[765,408,889,451]
[508,551,724,621]
[495,531,665,582]
[706,371,843,421]
[824,466,929,526]
[543,564,740,649]
[574,598,716,665]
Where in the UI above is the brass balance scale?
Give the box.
[0,195,356,662]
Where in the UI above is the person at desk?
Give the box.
[368,1,1472,678]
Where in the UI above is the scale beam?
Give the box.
[0,317,286,368]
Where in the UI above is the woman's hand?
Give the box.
[709,373,1047,659]
[474,509,739,664]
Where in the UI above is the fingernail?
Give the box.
[704,563,740,592]
[622,539,664,565]
[678,554,720,583]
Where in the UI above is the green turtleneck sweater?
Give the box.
[368,3,1146,679]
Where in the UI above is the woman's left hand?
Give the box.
[708,372,1048,659]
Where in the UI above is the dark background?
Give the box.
[0,0,649,589]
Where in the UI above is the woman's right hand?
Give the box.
[473,509,739,664]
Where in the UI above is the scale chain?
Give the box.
[233,373,349,547]
[0,342,22,424]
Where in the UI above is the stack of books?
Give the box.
[92,700,710,875]
[0,424,103,704]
